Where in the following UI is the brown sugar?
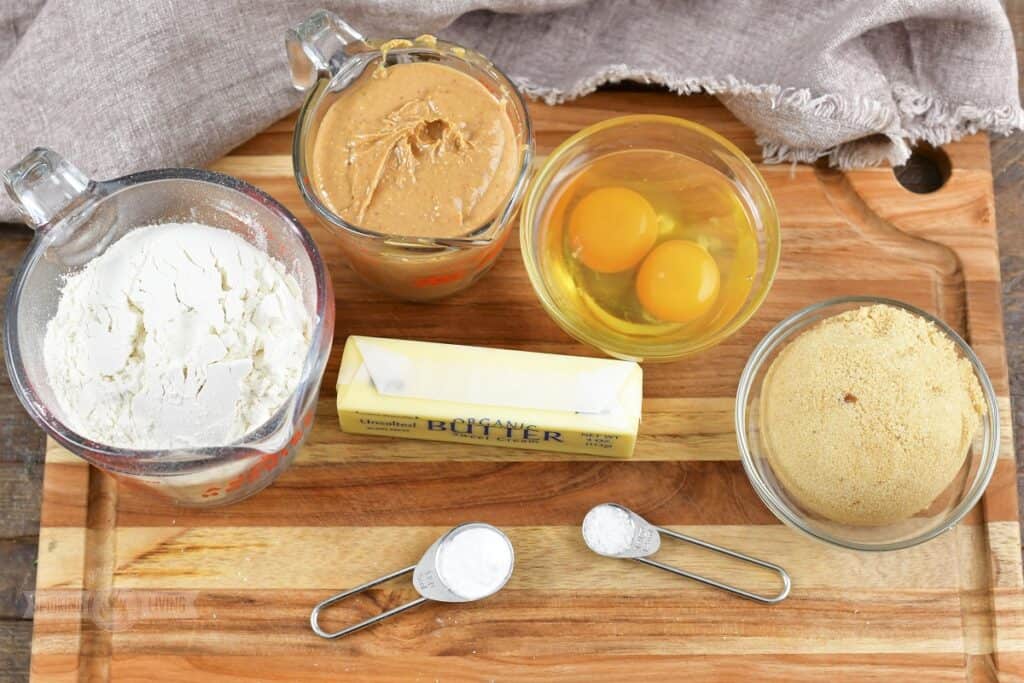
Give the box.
[760,304,986,526]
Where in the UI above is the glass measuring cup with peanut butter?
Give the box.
[288,11,534,300]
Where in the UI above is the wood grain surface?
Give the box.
[21,86,1024,682]
[992,0,1024,539]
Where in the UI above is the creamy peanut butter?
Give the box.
[312,61,519,238]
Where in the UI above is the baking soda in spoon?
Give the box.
[436,525,515,600]
[311,523,515,639]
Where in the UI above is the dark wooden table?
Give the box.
[2,13,1023,682]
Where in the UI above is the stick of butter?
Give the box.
[336,336,642,457]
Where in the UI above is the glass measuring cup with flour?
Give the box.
[311,523,515,639]
[288,10,534,300]
[3,149,334,506]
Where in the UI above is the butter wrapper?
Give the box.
[336,336,642,457]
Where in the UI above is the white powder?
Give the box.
[437,526,514,600]
[582,504,635,556]
[43,222,311,449]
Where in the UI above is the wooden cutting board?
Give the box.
[29,91,1024,682]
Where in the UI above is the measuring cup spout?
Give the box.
[287,10,367,91]
[310,565,429,639]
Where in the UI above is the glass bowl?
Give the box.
[3,148,335,507]
[519,115,780,361]
[735,296,999,551]
[288,10,534,301]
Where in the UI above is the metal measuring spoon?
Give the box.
[310,522,515,639]
[582,503,791,604]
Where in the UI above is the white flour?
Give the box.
[582,504,635,556]
[43,222,311,449]
[437,526,514,600]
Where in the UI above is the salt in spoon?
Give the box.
[582,503,790,604]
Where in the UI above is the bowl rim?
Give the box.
[3,168,334,473]
[734,295,1001,552]
[519,113,781,361]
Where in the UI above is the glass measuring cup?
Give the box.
[3,148,334,507]
[287,10,534,301]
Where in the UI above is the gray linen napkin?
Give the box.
[1,0,1020,223]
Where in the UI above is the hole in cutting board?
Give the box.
[893,143,952,194]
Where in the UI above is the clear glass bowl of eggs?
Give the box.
[520,115,780,361]
[736,297,1000,551]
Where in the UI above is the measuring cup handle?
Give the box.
[286,10,367,91]
[3,148,93,228]
[310,565,428,639]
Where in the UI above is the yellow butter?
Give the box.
[337,336,642,457]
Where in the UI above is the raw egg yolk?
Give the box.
[568,187,658,273]
[635,240,720,323]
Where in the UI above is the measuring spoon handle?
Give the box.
[634,527,792,604]
[310,565,429,639]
